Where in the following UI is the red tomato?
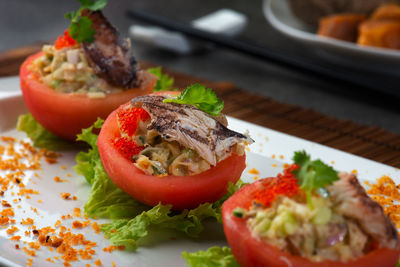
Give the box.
[222,179,400,267]
[20,52,156,141]
[97,102,246,210]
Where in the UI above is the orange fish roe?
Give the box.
[94,259,102,266]
[117,106,150,136]
[112,137,144,161]
[43,150,62,164]
[6,226,18,235]
[10,235,21,241]
[0,136,113,266]
[23,247,36,257]
[102,245,125,253]
[54,176,67,182]
[73,207,81,217]
[248,168,259,175]
[92,222,100,234]
[366,175,400,228]
[2,200,11,207]
[61,193,71,200]
[21,218,34,225]
[17,188,39,196]
[1,208,14,217]
[249,164,299,209]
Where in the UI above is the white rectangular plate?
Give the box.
[0,77,398,267]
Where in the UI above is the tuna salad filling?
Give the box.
[233,156,398,262]
[114,95,253,176]
[30,44,123,98]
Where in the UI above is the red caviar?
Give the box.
[112,137,144,160]
[250,164,299,208]
[55,30,77,50]
[117,107,150,137]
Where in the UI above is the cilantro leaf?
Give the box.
[292,151,338,208]
[65,0,107,43]
[69,16,96,43]
[147,67,175,92]
[163,84,224,116]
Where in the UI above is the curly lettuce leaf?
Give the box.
[100,182,242,250]
[147,67,175,92]
[74,118,149,219]
[16,113,80,150]
[182,246,239,267]
[163,84,224,116]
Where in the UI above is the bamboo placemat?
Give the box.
[2,44,400,168]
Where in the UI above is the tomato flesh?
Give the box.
[97,103,246,210]
[20,52,156,141]
[222,179,400,267]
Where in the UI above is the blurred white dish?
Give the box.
[263,0,400,73]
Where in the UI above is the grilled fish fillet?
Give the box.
[131,95,253,166]
[327,172,399,249]
[81,10,139,88]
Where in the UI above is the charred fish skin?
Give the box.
[130,95,253,166]
[328,172,399,250]
[81,9,139,88]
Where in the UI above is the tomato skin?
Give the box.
[97,104,246,210]
[222,179,400,267]
[20,52,156,141]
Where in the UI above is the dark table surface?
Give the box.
[1,0,400,133]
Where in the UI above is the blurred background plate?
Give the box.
[263,0,400,74]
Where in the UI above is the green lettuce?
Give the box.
[74,119,243,249]
[74,118,149,219]
[16,113,81,150]
[182,246,239,267]
[147,66,175,92]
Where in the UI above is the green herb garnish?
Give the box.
[65,0,108,43]
[182,246,239,267]
[163,84,224,116]
[147,67,175,92]
[292,151,339,208]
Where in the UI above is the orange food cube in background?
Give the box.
[358,20,400,49]
[371,4,400,21]
[318,14,367,42]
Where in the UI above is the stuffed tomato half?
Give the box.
[20,10,156,141]
[222,152,400,267]
[97,91,253,210]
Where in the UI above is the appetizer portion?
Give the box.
[223,151,400,267]
[20,0,156,141]
[97,86,253,209]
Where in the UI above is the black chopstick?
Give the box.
[126,9,396,95]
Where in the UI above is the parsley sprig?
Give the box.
[147,67,175,92]
[292,151,339,208]
[163,84,224,116]
[65,0,107,43]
